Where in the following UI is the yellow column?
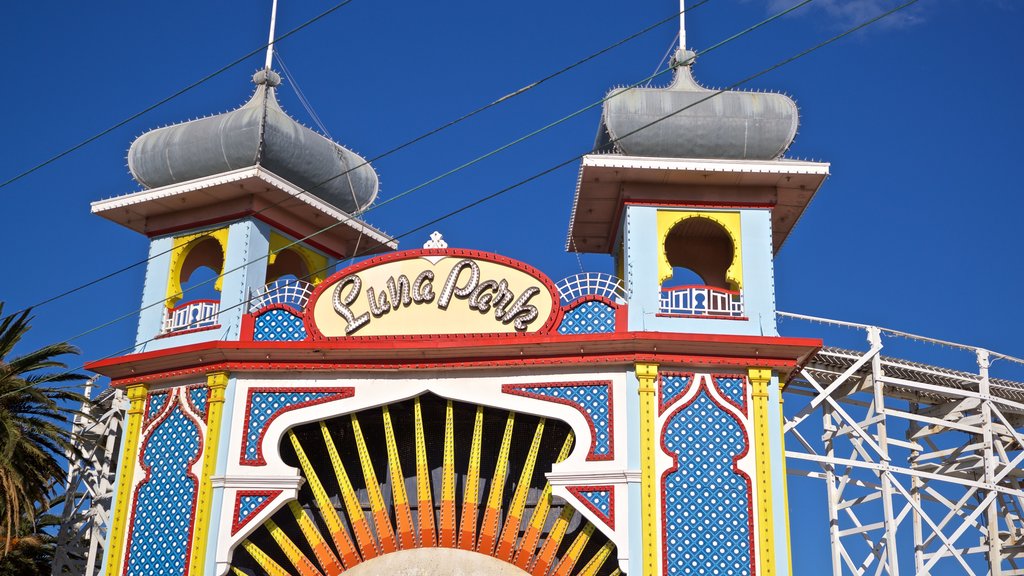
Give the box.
[188,371,230,575]
[779,396,794,576]
[104,383,149,576]
[749,367,776,576]
[635,362,659,576]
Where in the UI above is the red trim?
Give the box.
[616,304,629,332]
[239,387,355,466]
[567,485,615,530]
[155,324,222,339]
[303,248,561,340]
[502,381,614,461]
[240,311,256,341]
[122,390,204,576]
[185,383,209,421]
[655,313,748,321]
[657,372,695,415]
[231,490,283,535]
[146,211,345,259]
[659,377,755,576]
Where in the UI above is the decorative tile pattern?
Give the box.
[240,387,355,466]
[188,385,208,421]
[662,387,752,576]
[253,308,307,341]
[713,375,748,414]
[125,405,201,576]
[145,392,168,424]
[503,381,613,460]
[231,490,282,535]
[568,485,615,529]
[659,373,694,415]
[557,300,616,334]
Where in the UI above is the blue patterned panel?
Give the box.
[662,389,751,576]
[558,300,616,335]
[238,494,270,523]
[125,406,201,576]
[659,373,693,414]
[714,375,747,413]
[504,382,613,460]
[253,309,307,341]
[189,386,208,420]
[571,486,615,528]
[145,392,168,423]
[242,389,353,465]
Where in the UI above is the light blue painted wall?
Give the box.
[625,370,643,575]
[205,374,238,576]
[623,205,778,336]
[135,236,173,352]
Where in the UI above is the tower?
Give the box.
[85,8,825,576]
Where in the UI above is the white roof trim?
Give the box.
[91,167,395,249]
[581,154,830,176]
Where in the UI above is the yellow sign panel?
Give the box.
[310,252,557,337]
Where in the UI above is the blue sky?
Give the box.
[3,0,1022,572]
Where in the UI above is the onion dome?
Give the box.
[596,50,798,160]
[127,69,378,213]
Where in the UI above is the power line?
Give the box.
[0,0,359,192]
[5,0,920,398]
[49,0,818,349]
[12,0,716,316]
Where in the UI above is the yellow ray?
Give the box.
[496,418,546,561]
[439,400,457,548]
[414,397,437,547]
[383,405,417,550]
[266,519,324,576]
[551,523,595,576]
[352,413,398,554]
[477,412,516,555]
[288,501,345,575]
[458,406,485,550]
[576,540,615,576]
[514,431,574,571]
[287,431,360,568]
[320,421,377,560]
[240,540,291,576]
[531,506,574,576]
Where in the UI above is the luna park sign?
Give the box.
[308,251,558,337]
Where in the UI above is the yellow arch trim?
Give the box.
[268,232,328,285]
[166,227,229,309]
[656,210,743,290]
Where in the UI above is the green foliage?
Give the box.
[0,302,89,556]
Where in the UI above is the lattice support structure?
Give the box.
[781,312,1024,576]
[52,381,126,576]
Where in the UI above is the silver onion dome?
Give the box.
[127,69,378,213]
[596,50,799,160]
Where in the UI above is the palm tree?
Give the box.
[0,303,88,554]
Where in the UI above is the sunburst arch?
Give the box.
[230,393,620,575]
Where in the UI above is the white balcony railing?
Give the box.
[249,279,314,312]
[162,300,219,334]
[659,285,744,318]
[554,272,627,305]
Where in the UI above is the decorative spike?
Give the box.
[457,406,485,550]
[477,412,516,555]
[496,418,546,561]
[439,400,457,548]
[266,518,324,576]
[320,422,377,559]
[287,431,360,568]
[382,405,416,550]
[351,413,397,554]
[414,397,437,547]
[287,501,344,575]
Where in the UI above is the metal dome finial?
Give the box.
[264,0,279,71]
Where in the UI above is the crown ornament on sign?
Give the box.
[423,231,448,249]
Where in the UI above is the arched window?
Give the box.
[662,216,735,290]
[266,248,310,284]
